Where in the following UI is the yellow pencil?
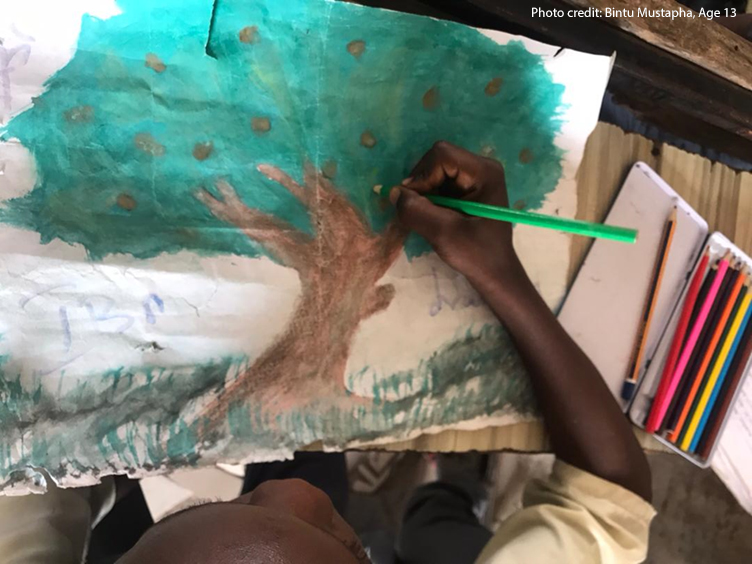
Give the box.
[680,282,752,450]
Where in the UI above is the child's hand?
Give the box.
[390,141,521,285]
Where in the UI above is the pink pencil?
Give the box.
[650,252,731,429]
[645,250,709,433]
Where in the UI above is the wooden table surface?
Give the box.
[372,122,752,453]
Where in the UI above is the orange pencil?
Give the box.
[668,261,745,442]
[622,207,677,401]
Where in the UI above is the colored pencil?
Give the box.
[645,251,710,433]
[649,251,731,429]
[682,281,752,451]
[622,207,677,401]
[683,259,716,348]
[669,285,748,444]
[690,288,752,453]
[660,267,734,433]
[678,284,748,444]
[424,195,638,243]
[667,265,743,439]
[697,312,752,459]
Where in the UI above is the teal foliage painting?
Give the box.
[0,0,567,487]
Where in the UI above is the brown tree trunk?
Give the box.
[192,163,404,439]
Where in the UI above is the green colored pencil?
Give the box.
[426,195,637,244]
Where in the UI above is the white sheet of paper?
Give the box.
[714,362,752,513]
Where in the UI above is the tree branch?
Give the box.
[257,164,309,205]
[362,284,396,319]
[196,179,313,271]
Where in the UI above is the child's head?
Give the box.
[118,479,368,563]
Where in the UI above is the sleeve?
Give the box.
[475,460,656,564]
[0,477,115,564]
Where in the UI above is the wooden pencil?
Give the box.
[622,207,677,402]
[690,286,752,453]
[650,251,731,429]
[682,280,752,451]
[662,261,734,433]
[645,250,710,433]
[667,264,743,440]
[697,309,752,459]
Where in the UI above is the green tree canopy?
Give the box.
[1,0,564,263]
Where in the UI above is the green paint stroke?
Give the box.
[0,357,233,482]
[0,0,565,262]
[0,323,534,483]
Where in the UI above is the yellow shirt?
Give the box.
[476,461,656,564]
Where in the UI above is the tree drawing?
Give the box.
[195,165,404,434]
[0,0,567,484]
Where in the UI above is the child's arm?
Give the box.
[391,141,652,501]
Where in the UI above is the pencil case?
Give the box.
[629,233,752,468]
[560,162,752,469]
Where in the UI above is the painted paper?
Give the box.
[0,0,611,492]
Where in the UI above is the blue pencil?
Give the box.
[689,297,752,452]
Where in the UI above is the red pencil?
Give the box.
[645,250,710,433]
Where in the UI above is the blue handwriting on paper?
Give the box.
[0,36,32,120]
[429,268,483,316]
[20,287,164,349]
[143,294,165,325]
